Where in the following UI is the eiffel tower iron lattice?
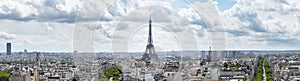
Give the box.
[141,16,159,62]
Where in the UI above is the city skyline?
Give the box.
[0,0,299,81]
[0,0,299,52]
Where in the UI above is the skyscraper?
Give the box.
[6,43,11,55]
[207,46,211,61]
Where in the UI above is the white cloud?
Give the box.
[0,20,74,52]
[1,0,299,52]
[0,0,81,23]
[0,0,215,52]
[221,0,300,50]
[0,31,16,40]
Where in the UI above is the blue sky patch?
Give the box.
[213,0,237,11]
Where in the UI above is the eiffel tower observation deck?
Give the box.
[141,16,159,62]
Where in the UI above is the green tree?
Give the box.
[264,58,274,81]
[0,69,10,81]
[254,58,263,81]
[104,66,122,81]
[72,78,77,81]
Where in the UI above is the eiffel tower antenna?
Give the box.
[148,14,152,45]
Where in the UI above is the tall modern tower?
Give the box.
[207,46,211,62]
[6,43,11,55]
[141,16,159,62]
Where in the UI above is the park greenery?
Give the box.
[0,69,10,81]
[254,58,263,81]
[264,58,274,81]
[254,57,274,81]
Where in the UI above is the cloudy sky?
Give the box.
[0,0,299,52]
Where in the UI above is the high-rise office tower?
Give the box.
[207,46,212,61]
[6,43,11,55]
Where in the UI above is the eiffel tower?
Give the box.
[141,16,159,62]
